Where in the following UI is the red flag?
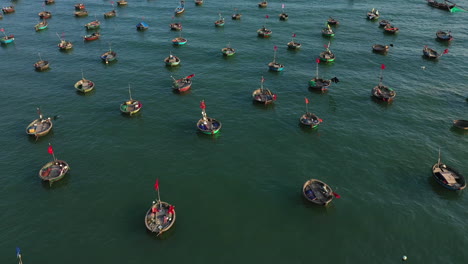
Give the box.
[316,58,320,64]
[186,74,195,79]
[305,97,309,104]
[154,179,159,191]
[443,49,449,54]
[274,45,277,51]
[168,205,175,214]
[47,145,54,155]
[380,64,386,70]
[272,94,277,100]
[318,118,323,122]
[151,207,158,213]
[0,28,4,32]
[200,100,206,109]
[333,192,341,198]
[292,33,296,37]
[324,44,328,48]
[265,15,269,19]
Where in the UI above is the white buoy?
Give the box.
[402,255,407,261]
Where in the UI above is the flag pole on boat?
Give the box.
[304,97,309,114]
[128,84,132,100]
[48,143,56,162]
[16,247,23,264]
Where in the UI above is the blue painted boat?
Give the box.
[175,1,185,15]
[0,34,14,44]
[268,46,284,71]
[136,21,149,31]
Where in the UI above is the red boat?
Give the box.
[172,74,195,92]
[83,32,100,41]
[2,6,15,13]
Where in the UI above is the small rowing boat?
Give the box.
[120,85,142,115]
[432,149,466,191]
[453,120,468,130]
[175,0,185,15]
[197,100,222,134]
[101,47,117,64]
[74,10,88,17]
[34,53,50,71]
[379,19,390,27]
[172,36,187,45]
[327,17,339,25]
[367,8,380,20]
[309,58,334,92]
[35,19,48,31]
[321,24,335,37]
[104,9,116,18]
[252,76,276,104]
[117,0,128,6]
[268,46,284,72]
[172,74,194,92]
[232,8,241,20]
[372,44,391,54]
[423,46,444,59]
[83,32,100,41]
[384,24,399,34]
[214,13,225,27]
[319,42,335,62]
[2,6,15,13]
[221,43,235,56]
[372,64,395,102]
[436,30,453,41]
[85,20,100,30]
[74,71,95,93]
[257,26,272,38]
[136,21,149,31]
[287,32,301,49]
[38,11,52,19]
[170,22,182,31]
[39,144,70,186]
[45,0,55,5]
[300,98,323,128]
[302,179,335,206]
[0,31,14,44]
[145,200,176,235]
[164,53,181,66]
[258,1,267,8]
[195,0,203,5]
[26,108,53,138]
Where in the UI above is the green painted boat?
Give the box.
[197,100,222,135]
[35,20,48,31]
[120,85,142,115]
[222,43,236,56]
[319,43,335,62]
[85,20,101,30]
[164,54,181,66]
[321,24,335,37]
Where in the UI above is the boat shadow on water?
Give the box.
[301,195,335,213]
[427,176,464,200]
[435,38,452,46]
[252,100,275,110]
[196,130,221,140]
[146,224,176,240]
[371,96,394,108]
[450,126,468,135]
[41,173,71,190]
[172,89,191,96]
[76,89,95,96]
[165,66,181,73]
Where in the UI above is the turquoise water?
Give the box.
[1,0,467,263]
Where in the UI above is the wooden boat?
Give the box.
[120,85,142,115]
[38,11,52,19]
[221,44,236,56]
[35,19,49,31]
[257,26,272,38]
[74,3,85,10]
[0,32,15,44]
[172,36,187,45]
[117,0,128,6]
[101,48,117,64]
[302,179,334,206]
[279,12,288,21]
[104,9,116,18]
[372,44,391,53]
[34,60,49,71]
[432,149,466,190]
[232,13,241,20]
[74,72,95,93]
[57,40,73,50]
[164,53,181,66]
[85,20,100,30]
[309,58,332,92]
[321,24,335,37]
[175,1,185,15]
[319,45,335,62]
[327,17,339,25]
[436,30,453,41]
[300,112,323,128]
[252,77,276,104]
[427,0,456,11]
[372,64,395,102]
[453,120,468,130]
[384,24,399,34]
[258,1,267,8]
[195,0,203,6]
[423,46,440,59]
[39,160,70,186]
[379,19,390,27]
[26,108,53,138]
[287,40,301,49]
[170,22,182,31]
[197,100,222,134]
[145,200,176,235]
[75,10,88,17]
[172,74,194,92]
[268,46,284,72]
[136,21,149,31]
[45,0,55,5]
[2,6,15,13]
[214,14,225,27]
[367,8,380,20]
[83,32,100,41]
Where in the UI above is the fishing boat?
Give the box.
[172,34,187,45]
[367,8,380,20]
[422,46,440,59]
[321,24,335,37]
[319,43,335,62]
[104,9,116,18]
[74,3,85,10]
[0,29,15,44]
[75,10,88,17]
[197,100,222,134]
[120,85,142,115]
[258,1,267,8]
[379,19,390,27]
[2,6,15,13]
[453,120,468,130]
[372,64,396,102]
[172,74,194,92]
[252,77,276,104]
[279,4,288,21]
[268,46,284,72]
[309,58,332,92]
[300,98,323,128]
[432,149,466,191]
[164,53,181,66]
[83,32,100,41]
[58,39,73,50]
[195,0,203,5]
[85,20,100,30]
[221,44,236,56]
[34,56,50,71]
[35,19,49,31]
[45,0,55,5]
[302,179,335,206]
[100,48,117,64]
[327,17,339,25]
[384,24,399,34]
[26,108,53,138]
[257,26,272,38]
[427,0,456,11]
[175,1,185,15]
[74,71,95,93]
[214,14,225,27]
[145,200,176,235]
[117,0,128,6]
[232,8,241,20]
[287,33,301,49]
[372,44,391,53]
[169,22,182,31]
[39,144,69,186]
[436,30,453,41]
[38,11,52,19]
[136,21,149,31]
